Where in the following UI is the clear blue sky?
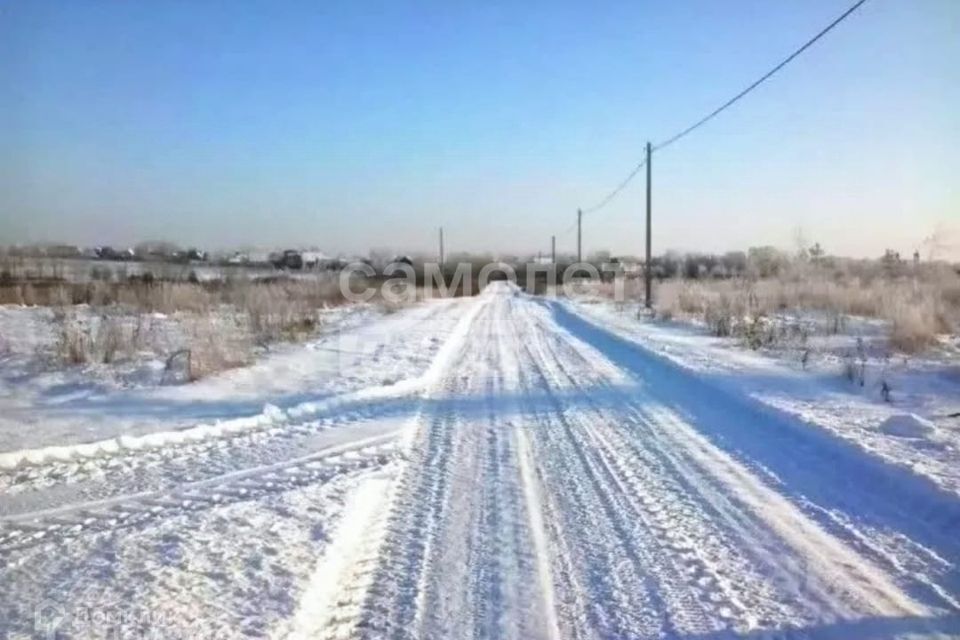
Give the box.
[2,0,957,258]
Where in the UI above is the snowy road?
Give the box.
[2,283,959,638]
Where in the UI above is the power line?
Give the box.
[581,158,648,215]
[654,0,869,151]
[561,0,871,284]
[574,0,869,216]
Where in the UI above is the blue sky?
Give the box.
[1,0,957,258]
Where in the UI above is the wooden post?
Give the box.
[645,142,653,309]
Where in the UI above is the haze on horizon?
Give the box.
[1,0,957,260]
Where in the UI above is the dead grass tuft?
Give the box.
[53,312,133,365]
[648,266,959,354]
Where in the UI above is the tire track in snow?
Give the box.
[524,312,801,631]
[0,300,471,493]
[515,332,684,639]
[321,288,559,639]
[547,299,960,617]
[0,387,423,502]
[0,434,399,558]
[515,295,930,636]
[514,426,562,640]
[281,294,486,638]
[283,473,396,639]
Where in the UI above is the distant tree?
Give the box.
[747,246,788,278]
[881,249,903,277]
[809,242,825,264]
[661,251,682,278]
[721,251,747,277]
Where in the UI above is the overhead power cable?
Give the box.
[581,158,648,215]
[575,0,869,215]
[654,0,869,152]
[559,218,579,237]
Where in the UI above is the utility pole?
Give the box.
[645,142,653,309]
[577,209,582,263]
[438,226,444,267]
[551,235,556,263]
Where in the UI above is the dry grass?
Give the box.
[649,265,960,354]
[2,258,453,380]
[0,273,346,311]
[180,316,254,381]
[53,311,139,365]
[50,308,255,378]
[31,276,349,376]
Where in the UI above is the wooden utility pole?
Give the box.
[439,227,444,267]
[645,142,653,309]
[577,209,582,263]
[551,235,556,263]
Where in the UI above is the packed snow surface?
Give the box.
[2,283,959,638]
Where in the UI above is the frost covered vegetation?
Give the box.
[0,265,354,380]
[596,250,960,356]
[0,253,440,381]
[656,268,959,353]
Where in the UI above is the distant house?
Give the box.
[300,250,329,269]
[612,258,642,275]
[95,246,135,261]
[272,250,304,270]
[185,248,207,262]
[227,250,271,266]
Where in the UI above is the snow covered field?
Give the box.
[2,283,959,638]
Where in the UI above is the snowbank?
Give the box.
[877,414,936,439]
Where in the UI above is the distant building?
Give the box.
[227,250,271,266]
[612,258,642,275]
[95,246,135,261]
[272,250,304,270]
[300,250,329,269]
[43,245,82,259]
[185,248,207,262]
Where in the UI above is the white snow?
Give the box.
[0,298,463,452]
[878,413,937,439]
[564,296,960,498]
[2,284,959,639]
[283,473,395,639]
